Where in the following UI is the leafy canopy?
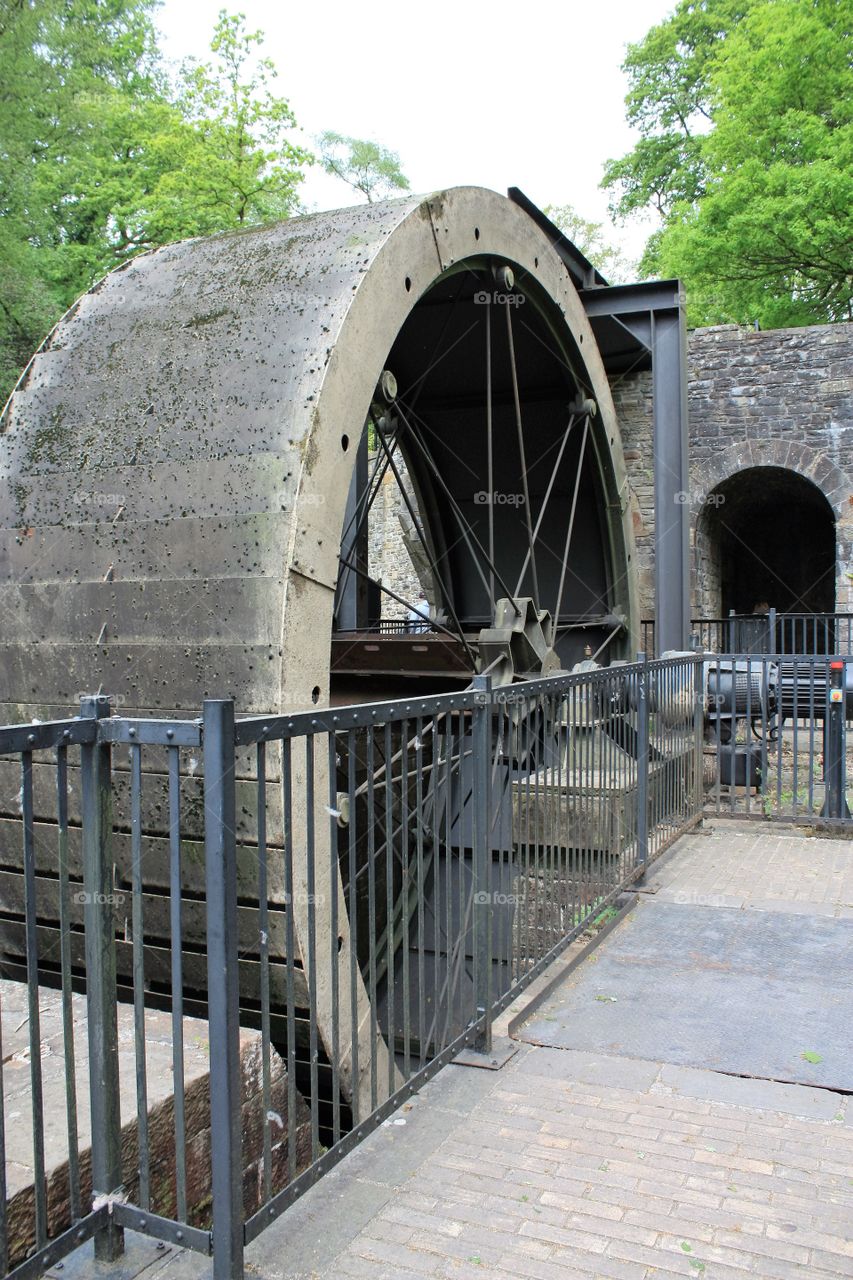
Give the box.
[318,132,410,203]
[543,204,637,284]
[0,3,410,404]
[603,0,853,327]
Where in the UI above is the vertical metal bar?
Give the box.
[305,736,320,1157]
[0,978,6,1276]
[550,692,560,951]
[791,658,800,820]
[56,745,81,1221]
[485,302,495,607]
[745,661,753,819]
[822,660,848,820]
[21,751,47,1249]
[79,694,123,1262]
[807,659,817,816]
[168,745,187,1222]
[636,656,650,875]
[256,742,272,1203]
[400,719,412,1080]
[365,729,378,1111]
[130,742,150,1211]
[346,732,360,1121]
[712,657,722,816]
[693,655,704,823]
[282,739,298,1183]
[771,656,781,818]
[440,713,454,1051]
[203,699,243,1280]
[471,675,492,1054]
[383,720,395,1097]
[415,718,426,1070]
[327,734,341,1146]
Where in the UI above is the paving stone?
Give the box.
[147,824,853,1280]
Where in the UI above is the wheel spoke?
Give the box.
[396,398,522,615]
[505,304,540,610]
[513,412,576,598]
[486,303,495,606]
[334,417,404,623]
[369,410,477,667]
[554,413,591,624]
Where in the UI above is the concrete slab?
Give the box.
[519,900,853,1090]
[657,1063,844,1121]
[505,1045,662,1092]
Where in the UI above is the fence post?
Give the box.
[79,694,123,1262]
[821,660,851,821]
[693,653,705,820]
[471,674,493,1055]
[203,699,244,1280]
[635,655,650,876]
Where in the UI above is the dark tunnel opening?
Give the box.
[699,466,836,616]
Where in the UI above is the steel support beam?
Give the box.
[579,280,690,653]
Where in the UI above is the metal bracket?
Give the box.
[454,1036,519,1071]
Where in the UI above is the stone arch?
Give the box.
[690,438,853,616]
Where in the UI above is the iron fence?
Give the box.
[0,655,708,1278]
[703,653,853,825]
[642,612,853,658]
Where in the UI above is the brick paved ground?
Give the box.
[648,820,853,919]
[91,822,852,1280]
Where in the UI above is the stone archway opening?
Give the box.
[698,466,836,616]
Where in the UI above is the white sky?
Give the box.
[155,0,674,265]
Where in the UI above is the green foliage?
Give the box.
[543,203,637,284]
[318,131,409,203]
[603,0,853,328]
[0,4,311,403]
[164,11,310,235]
[0,0,166,394]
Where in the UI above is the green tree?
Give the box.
[0,6,312,404]
[0,0,165,398]
[603,0,751,223]
[603,0,852,327]
[543,203,637,284]
[318,132,409,203]
[157,10,310,237]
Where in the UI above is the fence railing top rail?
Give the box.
[0,717,97,754]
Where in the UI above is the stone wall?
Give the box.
[366,453,425,619]
[369,322,853,629]
[614,322,853,621]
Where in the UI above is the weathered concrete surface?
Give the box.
[138,820,853,1279]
